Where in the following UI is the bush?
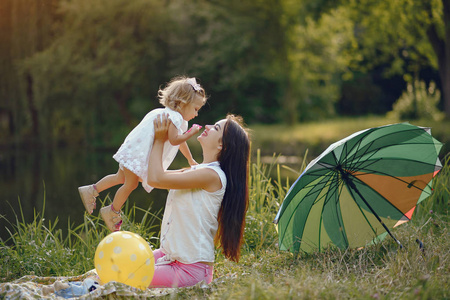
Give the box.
[387,80,444,121]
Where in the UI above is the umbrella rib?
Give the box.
[353,157,439,175]
[325,152,350,249]
[340,130,375,168]
[332,150,394,249]
[336,163,404,247]
[343,138,385,174]
[334,179,349,248]
[348,147,438,170]
[342,125,437,169]
[348,165,434,220]
[344,135,439,170]
[342,140,436,208]
[315,175,340,252]
[352,162,435,196]
[347,169,409,215]
[345,177,403,248]
[343,182,381,243]
[278,172,335,251]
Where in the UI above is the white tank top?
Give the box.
[159,161,227,264]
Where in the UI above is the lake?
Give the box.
[0,142,302,243]
[0,145,191,242]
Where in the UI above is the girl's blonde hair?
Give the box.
[158,76,206,111]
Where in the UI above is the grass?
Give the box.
[0,198,162,280]
[1,117,449,299]
[249,116,450,159]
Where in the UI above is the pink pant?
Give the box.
[149,249,214,288]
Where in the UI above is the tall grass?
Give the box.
[0,196,161,281]
[414,153,450,219]
[1,150,449,299]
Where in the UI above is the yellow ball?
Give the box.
[94,231,155,290]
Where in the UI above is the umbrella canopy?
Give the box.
[274,123,443,254]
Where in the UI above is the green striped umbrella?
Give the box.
[274,123,443,253]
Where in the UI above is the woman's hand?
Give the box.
[153,113,172,142]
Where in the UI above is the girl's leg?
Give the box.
[100,167,139,231]
[111,167,139,211]
[79,167,125,214]
[94,167,125,193]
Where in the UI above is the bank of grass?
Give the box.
[249,116,450,159]
[1,119,449,299]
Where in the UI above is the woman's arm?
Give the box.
[148,114,221,192]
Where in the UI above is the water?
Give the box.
[0,145,192,242]
[0,143,302,243]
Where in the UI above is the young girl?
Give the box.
[78,76,207,232]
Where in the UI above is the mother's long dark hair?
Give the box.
[215,114,250,262]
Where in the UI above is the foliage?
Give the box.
[0,201,76,279]
[289,6,356,121]
[387,80,445,121]
[171,0,288,124]
[416,153,450,217]
[19,0,171,146]
[332,0,447,118]
[245,150,289,253]
[3,0,450,147]
[344,0,442,74]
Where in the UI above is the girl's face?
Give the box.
[197,119,226,150]
[179,97,204,121]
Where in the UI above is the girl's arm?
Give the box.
[167,123,202,146]
[148,114,221,192]
[179,142,197,166]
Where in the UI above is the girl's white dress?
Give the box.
[113,107,187,193]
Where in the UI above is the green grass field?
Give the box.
[250,116,450,157]
[1,117,449,299]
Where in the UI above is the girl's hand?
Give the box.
[154,113,171,142]
[185,124,202,135]
[188,159,198,166]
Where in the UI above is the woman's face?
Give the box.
[197,119,226,150]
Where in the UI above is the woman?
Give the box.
[146,113,250,288]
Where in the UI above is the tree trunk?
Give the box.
[443,0,450,119]
[425,0,450,119]
[115,91,133,127]
[442,63,450,119]
[284,80,297,125]
[25,73,39,137]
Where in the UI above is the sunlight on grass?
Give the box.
[250,116,390,144]
[250,116,450,156]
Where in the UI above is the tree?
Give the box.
[176,0,295,124]
[302,0,450,119]
[22,0,172,145]
[178,0,354,124]
[0,0,58,141]
[425,0,450,119]
[346,0,449,118]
